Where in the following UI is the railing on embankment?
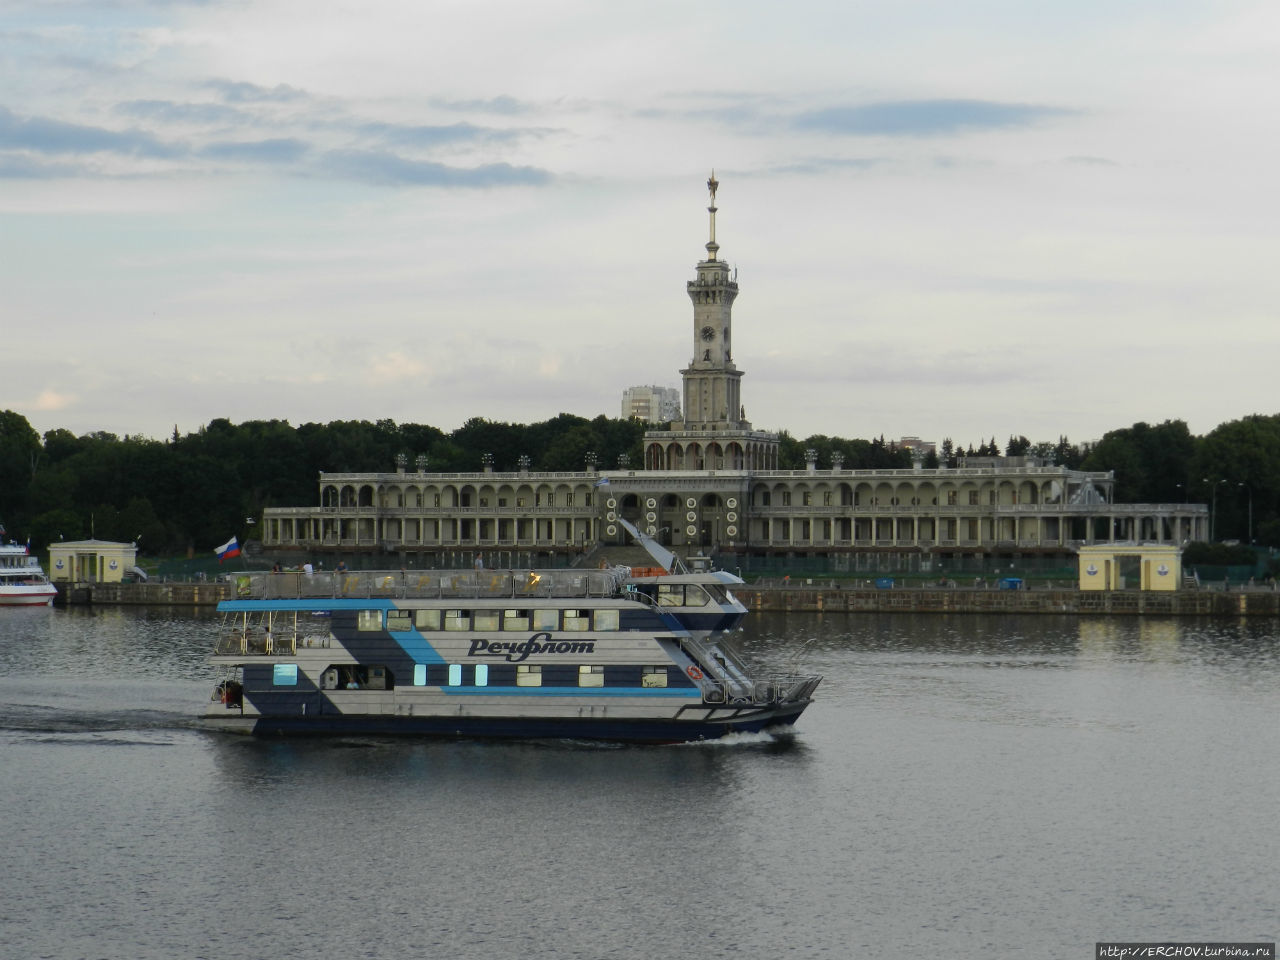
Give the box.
[54,580,1280,615]
[55,581,231,606]
[734,585,1280,616]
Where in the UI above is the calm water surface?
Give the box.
[2,606,1278,960]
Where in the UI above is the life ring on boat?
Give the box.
[686,665,703,680]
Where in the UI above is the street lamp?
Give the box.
[1203,478,1227,541]
[1239,482,1253,543]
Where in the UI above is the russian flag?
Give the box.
[214,536,241,562]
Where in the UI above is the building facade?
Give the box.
[261,176,1208,563]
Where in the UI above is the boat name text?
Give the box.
[468,633,596,663]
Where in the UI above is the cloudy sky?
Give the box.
[3,1,1277,451]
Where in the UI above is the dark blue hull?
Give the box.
[206,702,809,743]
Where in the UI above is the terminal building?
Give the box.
[260,176,1208,566]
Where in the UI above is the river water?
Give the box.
[2,606,1277,960]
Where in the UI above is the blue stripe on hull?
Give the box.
[209,705,807,743]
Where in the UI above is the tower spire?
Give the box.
[705,169,720,261]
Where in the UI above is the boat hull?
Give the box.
[203,699,809,742]
[0,588,57,606]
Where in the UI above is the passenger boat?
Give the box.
[0,543,57,606]
[203,553,821,742]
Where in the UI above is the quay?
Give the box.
[51,578,1280,616]
[734,581,1280,616]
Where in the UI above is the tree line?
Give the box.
[0,409,1276,554]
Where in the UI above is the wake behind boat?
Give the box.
[204,559,821,743]
[0,543,57,607]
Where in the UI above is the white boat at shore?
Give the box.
[0,543,57,606]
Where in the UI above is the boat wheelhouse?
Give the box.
[205,565,820,742]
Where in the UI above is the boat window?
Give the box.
[413,664,427,686]
[357,610,382,631]
[657,584,683,606]
[563,609,590,632]
[475,664,489,686]
[682,585,711,607]
[701,584,728,603]
[415,609,441,630]
[532,608,559,631]
[516,665,542,687]
[503,609,531,631]
[448,664,462,686]
[579,665,605,687]
[641,666,668,688]
[321,664,392,690]
[473,610,500,631]
[386,610,411,632]
[273,664,298,686]
[444,609,470,631]
[593,610,619,631]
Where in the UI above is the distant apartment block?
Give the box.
[622,385,681,424]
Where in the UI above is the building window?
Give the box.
[760,491,771,506]
[948,491,957,505]
[579,665,605,687]
[782,491,792,506]
[802,492,812,506]
[823,492,832,506]
[565,493,574,506]
[969,491,980,505]
[516,665,542,687]
[642,666,668,688]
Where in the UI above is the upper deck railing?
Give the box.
[231,568,630,601]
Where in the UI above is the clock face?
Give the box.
[700,325,715,342]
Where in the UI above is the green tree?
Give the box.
[0,410,42,535]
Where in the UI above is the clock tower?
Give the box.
[680,172,747,429]
[642,174,778,474]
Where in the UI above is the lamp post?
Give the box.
[1203,478,1226,541]
[1239,482,1253,543]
